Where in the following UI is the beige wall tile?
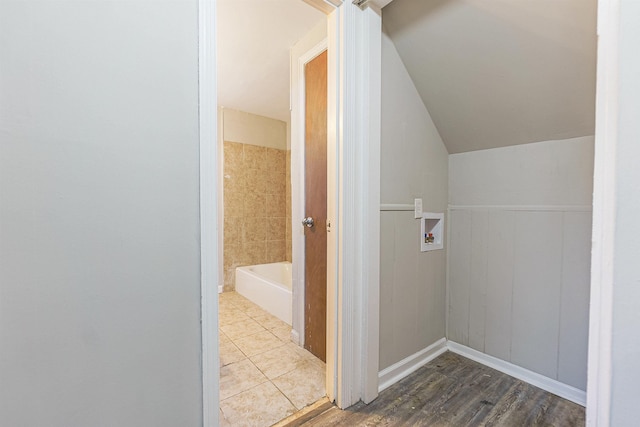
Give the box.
[224,141,244,170]
[224,188,244,217]
[243,217,267,243]
[224,217,242,247]
[266,217,286,241]
[285,217,292,241]
[223,169,244,191]
[224,244,241,268]
[266,147,286,171]
[245,167,266,195]
[243,144,267,170]
[244,193,266,217]
[286,241,292,263]
[286,151,292,262]
[266,193,286,218]
[223,142,291,291]
[266,240,286,264]
[243,240,267,265]
[266,171,286,196]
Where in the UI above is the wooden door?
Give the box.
[304,51,327,362]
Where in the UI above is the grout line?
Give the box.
[219,291,326,421]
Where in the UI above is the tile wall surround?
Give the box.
[223,141,292,291]
[286,151,292,262]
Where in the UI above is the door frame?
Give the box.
[198,2,382,424]
[585,0,618,424]
[291,2,382,407]
[198,1,219,426]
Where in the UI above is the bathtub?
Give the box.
[235,262,292,325]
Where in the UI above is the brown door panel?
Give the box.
[304,51,328,362]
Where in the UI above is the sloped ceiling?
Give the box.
[217,0,324,122]
[383,0,597,153]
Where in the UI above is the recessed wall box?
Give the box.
[421,212,444,252]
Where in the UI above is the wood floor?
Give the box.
[290,352,585,427]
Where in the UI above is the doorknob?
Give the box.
[302,217,315,228]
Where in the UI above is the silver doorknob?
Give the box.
[302,217,315,228]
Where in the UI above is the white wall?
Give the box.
[379,32,449,371]
[222,108,287,149]
[0,2,203,426]
[448,137,594,391]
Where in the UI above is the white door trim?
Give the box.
[586,0,618,425]
[329,3,381,407]
[199,0,219,426]
[292,2,382,409]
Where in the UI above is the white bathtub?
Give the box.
[235,262,292,325]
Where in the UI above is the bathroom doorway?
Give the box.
[216,1,330,425]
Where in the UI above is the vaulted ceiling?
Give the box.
[382,0,597,153]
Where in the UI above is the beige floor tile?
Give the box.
[220,339,246,367]
[220,317,265,341]
[249,342,308,380]
[252,313,290,331]
[223,293,249,308]
[271,325,293,342]
[245,305,270,319]
[219,291,242,304]
[219,408,232,427]
[218,298,234,311]
[219,291,234,302]
[230,297,261,313]
[219,358,268,400]
[219,307,250,327]
[220,382,297,427]
[272,359,326,410]
[288,342,320,362]
[219,331,231,345]
[234,330,286,357]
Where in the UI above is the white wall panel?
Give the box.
[485,210,515,361]
[379,212,396,369]
[448,137,593,391]
[392,212,421,362]
[447,210,472,345]
[558,211,592,390]
[468,210,489,352]
[511,211,563,379]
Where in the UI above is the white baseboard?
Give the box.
[447,341,586,406]
[218,285,223,294]
[378,338,447,393]
[290,329,300,345]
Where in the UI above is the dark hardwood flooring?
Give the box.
[292,352,585,427]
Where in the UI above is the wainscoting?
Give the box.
[447,205,591,392]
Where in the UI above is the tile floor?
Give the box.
[219,291,326,427]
